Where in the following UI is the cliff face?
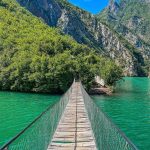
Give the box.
[99,0,150,74]
[17,0,149,76]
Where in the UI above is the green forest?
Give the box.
[0,0,122,93]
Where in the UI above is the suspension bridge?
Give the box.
[0,81,138,150]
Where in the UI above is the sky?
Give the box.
[68,0,109,14]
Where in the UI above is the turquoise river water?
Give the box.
[93,77,150,150]
[0,77,149,150]
[0,92,60,147]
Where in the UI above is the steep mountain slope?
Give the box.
[98,0,150,73]
[99,0,150,42]
[0,0,122,93]
[16,0,149,76]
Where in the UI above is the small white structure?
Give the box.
[95,76,105,86]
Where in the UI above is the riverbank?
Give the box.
[89,81,112,95]
[89,87,112,95]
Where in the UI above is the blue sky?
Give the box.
[68,0,109,14]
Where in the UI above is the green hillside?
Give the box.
[0,0,122,93]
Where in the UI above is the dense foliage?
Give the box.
[0,0,122,93]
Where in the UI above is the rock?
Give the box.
[17,0,150,76]
[99,0,150,76]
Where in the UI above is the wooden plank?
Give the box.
[47,82,97,150]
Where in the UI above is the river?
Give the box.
[0,92,60,147]
[0,77,149,149]
[93,77,150,150]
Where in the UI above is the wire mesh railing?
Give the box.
[0,81,74,150]
[80,83,138,150]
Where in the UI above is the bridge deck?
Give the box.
[47,82,97,150]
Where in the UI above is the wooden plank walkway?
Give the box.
[47,82,97,150]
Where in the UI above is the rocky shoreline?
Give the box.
[89,86,112,95]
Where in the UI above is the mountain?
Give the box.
[0,0,121,93]
[16,0,149,76]
[99,0,150,43]
[98,0,150,74]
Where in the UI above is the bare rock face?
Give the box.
[17,0,149,76]
[99,0,150,76]
[108,0,120,15]
[17,0,62,26]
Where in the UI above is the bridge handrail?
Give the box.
[0,80,75,150]
[80,82,138,150]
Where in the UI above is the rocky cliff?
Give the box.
[98,0,150,75]
[17,0,150,76]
